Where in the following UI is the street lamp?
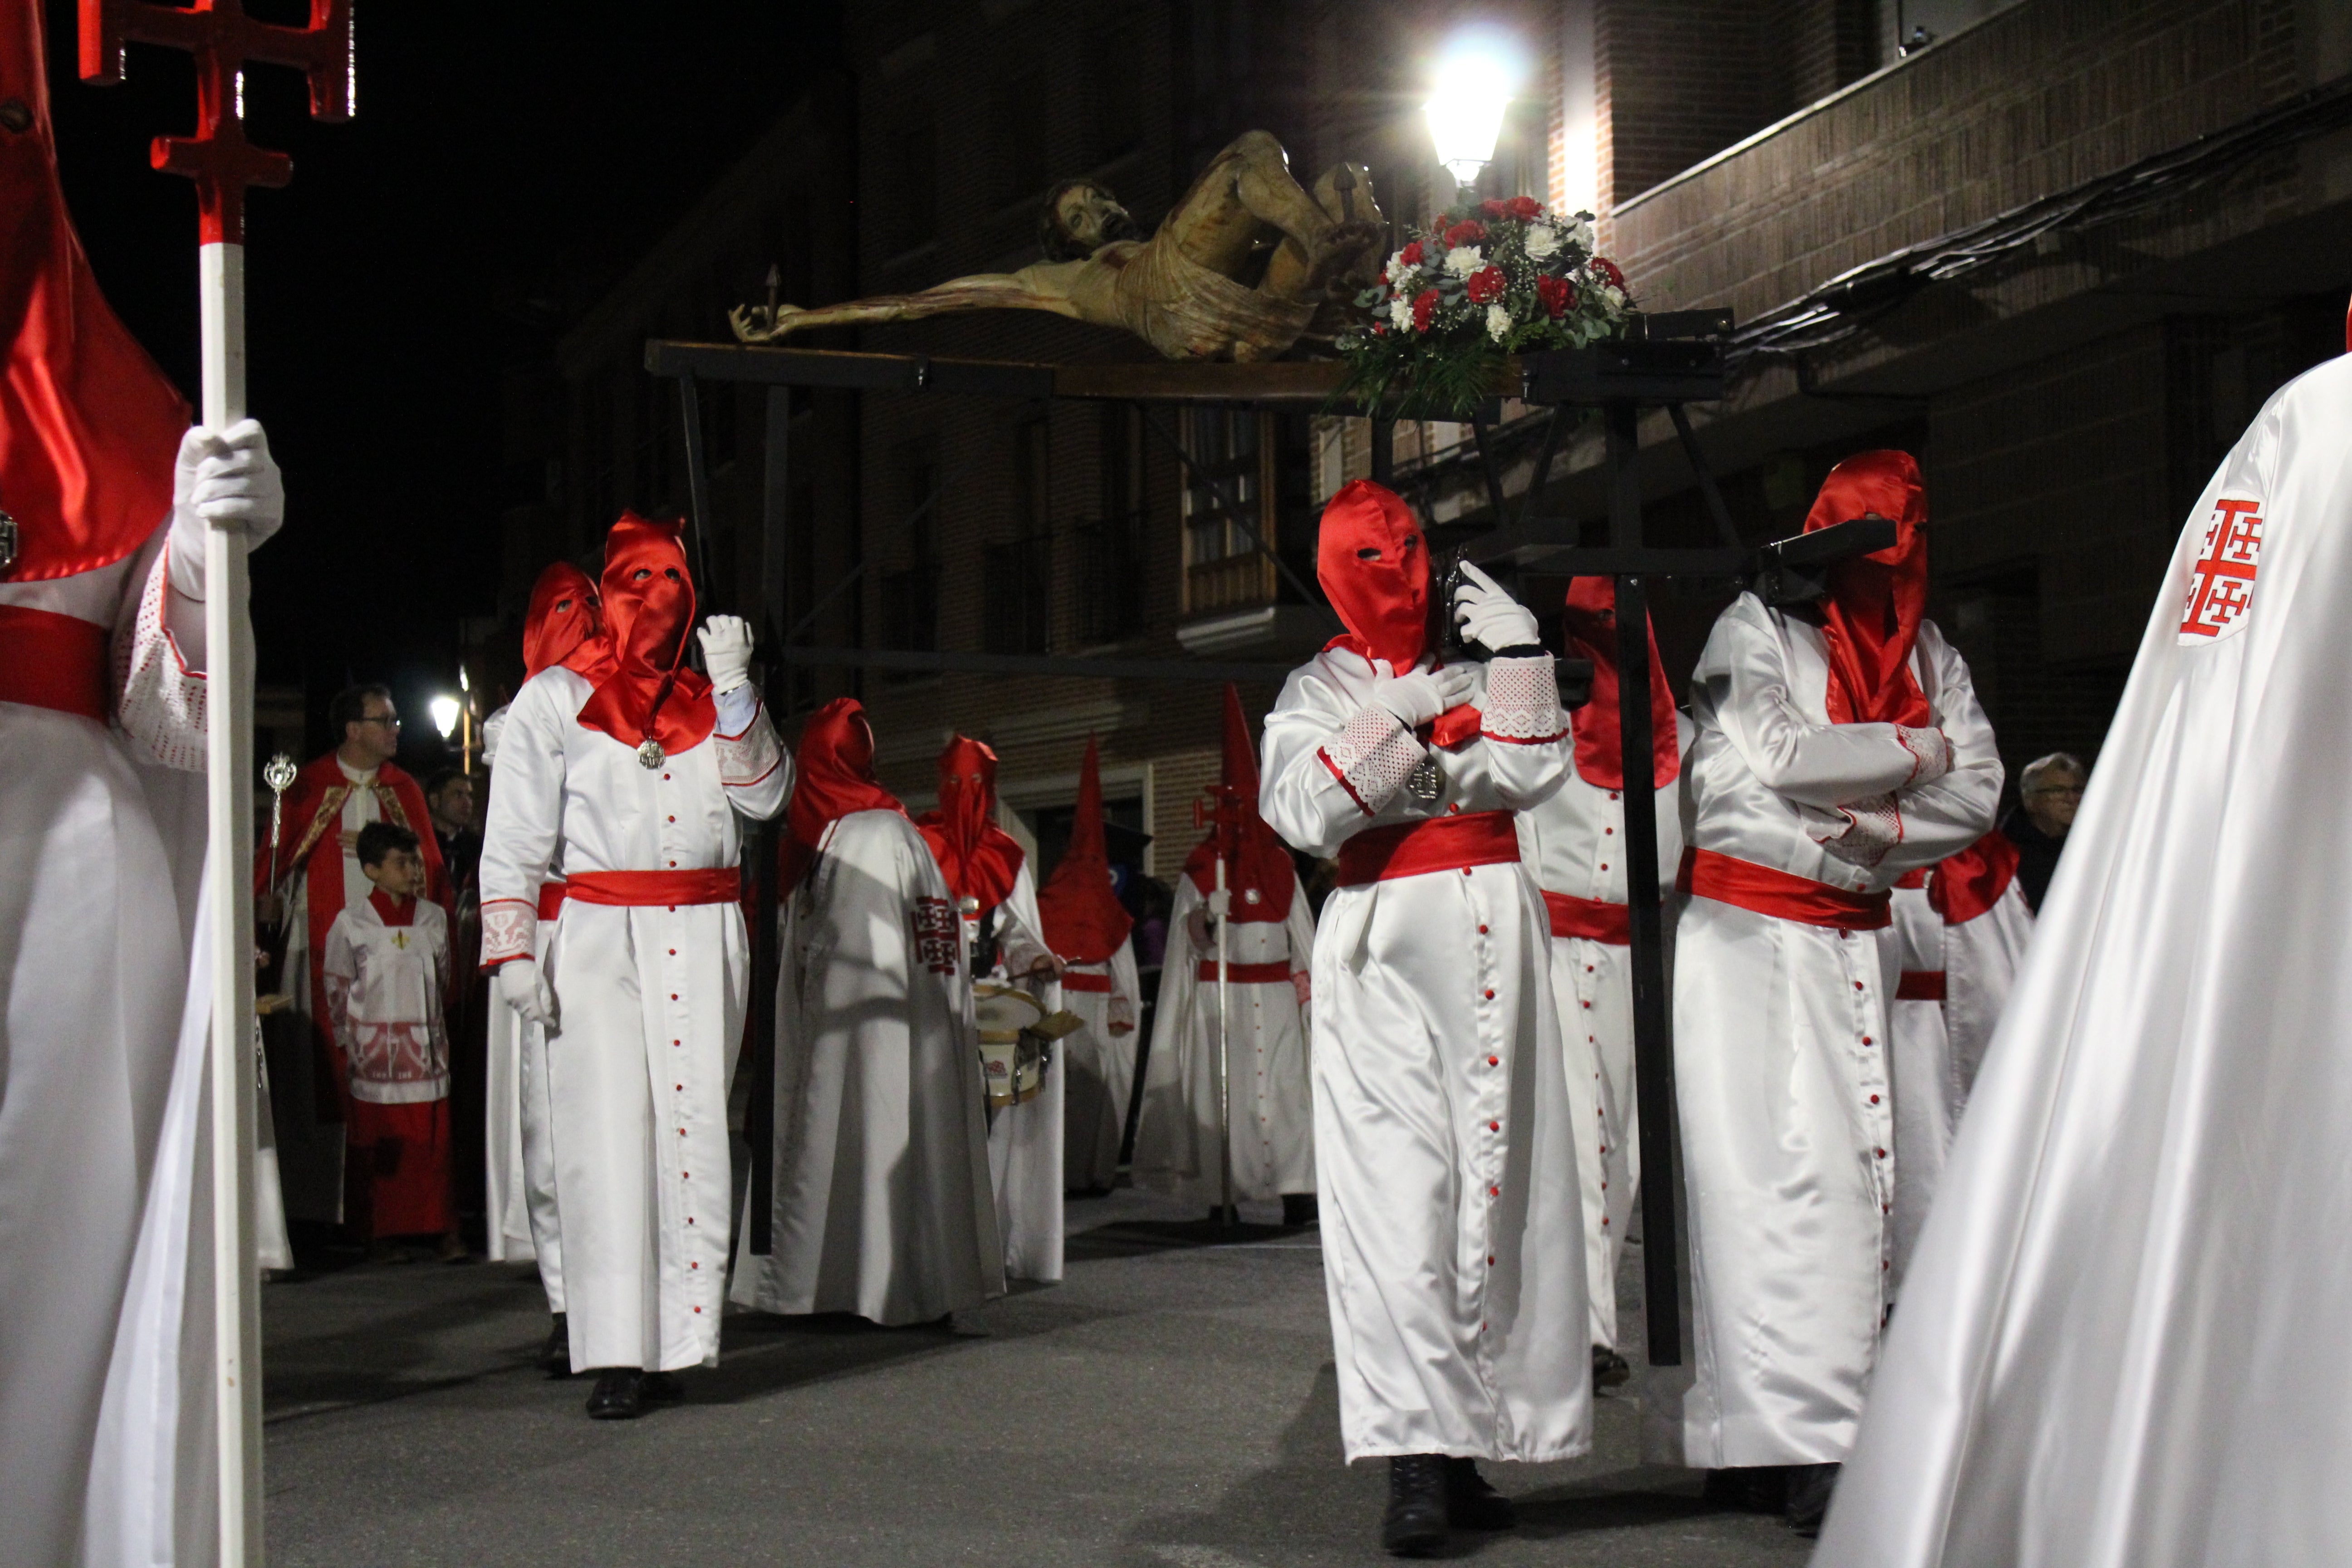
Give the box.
[1426,33,1523,189]
[429,694,461,741]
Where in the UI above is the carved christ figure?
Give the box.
[731,131,1385,363]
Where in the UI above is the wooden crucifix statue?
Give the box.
[732,131,1386,362]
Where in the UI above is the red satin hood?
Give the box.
[522,561,607,680]
[1037,735,1135,963]
[1562,576,1680,791]
[1182,684,1297,923]
[574,512,714,754]
[1317,479,1429,670]
[782,697,905,888]
[1803,450,1931,727]
[916,735,1026,910]
[0,2,190,582]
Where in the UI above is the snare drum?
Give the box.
[974,982,1049,1109]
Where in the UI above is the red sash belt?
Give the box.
[537,882,568,921]
[1196,960,1294,984]
[1678,847,1891,931]
[1896,970,1947,1001]
[1543,890,1631,945]
[0,606,110,722]
[564,867,740,907]
[1059,971,1115,994]
[1337,811,1520,887]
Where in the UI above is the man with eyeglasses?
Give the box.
[2000,751,2086,911]
[260,681,452,1237]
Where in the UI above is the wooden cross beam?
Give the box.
[79,0,352,243]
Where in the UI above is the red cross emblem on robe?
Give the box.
[2179,497,2264,643]
[910,896,960,976]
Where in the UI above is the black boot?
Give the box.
[1381,1454,1449,1557]
[541,1313,571,1377]
[1701,1465,1788,1515]
[1443,1456,1515,1530]
[1281,1193,1319,1227]
[1784,1462,1840,1538]
[584,1368,643,1421]
[1591,1344,1631,1391]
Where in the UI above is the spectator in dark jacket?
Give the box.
[2001,751,2086,910]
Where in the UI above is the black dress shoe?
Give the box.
[639,1371,684,1402]
[1784,1462,1840,1537]
[1382,1454,1449,1557]
[585,1368,643,1421]
[1702,1465,1788,1515]
[1443,1456,1515,1529]
[1591,1344,1632,1390]
[541,1313,571,1377]
[1280,1193,1319,1227]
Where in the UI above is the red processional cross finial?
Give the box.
[78,0,353,245]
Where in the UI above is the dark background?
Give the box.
[45,0,841,761]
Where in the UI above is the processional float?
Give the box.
[78,1,353,1558]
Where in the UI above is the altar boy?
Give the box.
[324,822,465,1262]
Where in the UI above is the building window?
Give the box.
[879,436,940,661]
[1181,407,1274,614]
[986,417,1053,655]
[1075,404,1144,644]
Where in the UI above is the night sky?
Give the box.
[44,0,839,760]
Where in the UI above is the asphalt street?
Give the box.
[262,1190,1815,1567]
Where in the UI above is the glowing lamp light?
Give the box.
[429,695,461,741]
[1426,35,1522,187]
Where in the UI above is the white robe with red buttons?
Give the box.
[478,666,789,1372]
[1132,872,1317,1206]
[1261,647,1588,1464]
[1646,596,1999,1471]
[969,864,1065,1283]
[1513,713,1689,1351]
[1058,938,1141,1194]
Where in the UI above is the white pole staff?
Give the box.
[1213,851,1233,1225]
[78,6,354,1559]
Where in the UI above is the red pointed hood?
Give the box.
[0,2,190,582]
[574,512,715,755]
[781,696,905,889]
[1037,735,1135,963]
[1562,577,1680,791]
[916,735,1026,910]
[1804,450,1932,727]
[522,561,608,680]
[1317,479,1429,670]
[1183,684,1297,923]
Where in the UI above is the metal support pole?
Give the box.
[1606,397,1682,1367]
[1138,406,1333,619]
[1666,402,1743,550]
[677,370,716,603]
[745,387,790,1255]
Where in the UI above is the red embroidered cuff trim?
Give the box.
[1481,725,1569,746]
[1318,745,1375,816]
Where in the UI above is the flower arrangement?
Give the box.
[1337,196,1633,419]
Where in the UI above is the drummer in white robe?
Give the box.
[1037,735,1143,1196]
[479,560,607,1372]
[1134,683,1318,1222]
[917,736,1065,1283]
[734,697,1002,1325]
[1818,304,2352,1568]
[1514,578,1688,1382]
[479,513,789,1420]
[0,19,286,1554]
[1259,479,1582,1556]
[1885,830,2032,1281]
[1650,451,1999,1534]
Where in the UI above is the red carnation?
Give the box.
[1465,265,1506,305]
[1441,219,1488,248]
[1504,195,1543,220]
[1398,240,1425,267]
[1371,322,1389,336]
[1589,256,1625,290]
[1411,287,1441,333]
[1480,198,1509,217]
[1535,274,1575,319]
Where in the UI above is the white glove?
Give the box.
[496,958,558,1027]
[1374,662,1480,729]
[168,420,285,597]
[1451,561,1540,652]
[697,614,755,694]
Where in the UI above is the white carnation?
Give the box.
[1389,297,1414,331]
[1568,217,1597,250]
[1524,225,1562,260]
[1444,245,1484,277]
[1599,284,1627,312]
[1486,303,1513,342]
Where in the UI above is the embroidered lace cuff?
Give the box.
[480,899,538,967]
[1816,793,1905,869]
[117,544,208,774]
[715,698,784,788]
[1479,654,1568,745]
[1897,725,1951,787]
[1318,705,1423,814]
